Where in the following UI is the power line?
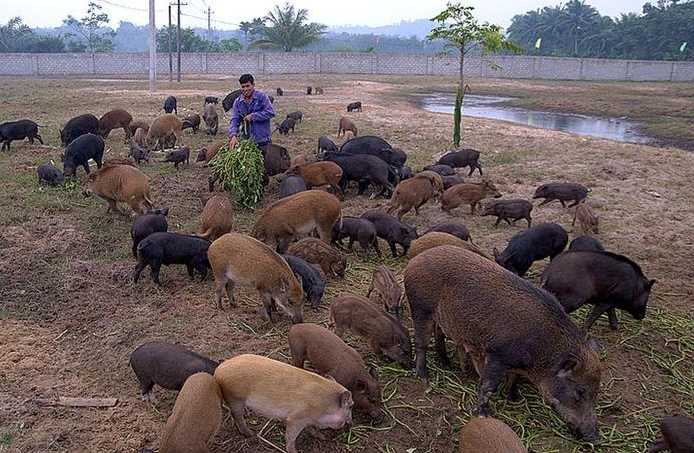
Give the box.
[93,0,165,14]
[181,12,237,27]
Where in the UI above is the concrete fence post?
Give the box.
[625,60,631,80]
[669,61,676,82]
[579,58,584,80]
[33,54,39,76]
[531,57,537,78]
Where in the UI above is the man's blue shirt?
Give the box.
[228,89,275,145]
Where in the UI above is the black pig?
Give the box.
[323,152,394,198]
[163,96,177,114]
[276,117,296,135]
[542,250,655,331]
[423,221,471,242]
[649,416,694,453]
[423,164,455,176]
[282,254,326,309]
[286,111,303,124]
[62,133,104,177]
[133,232,210,285]
[480,199,533,227]
[533,182,589,207]
[442,175,465,189]
[130,209,169,258]
[437,148,482,176]
[279,176,307,199]
[0,119,43,151]
[129,341,218,400]
[347,101,362,112]
[317,135,338,154]
[569,235,605,252]
[361,210,418,258]
[37,163,64,186]
[163,147,190,169]
[60,113,99,146]
[494,223,568,277]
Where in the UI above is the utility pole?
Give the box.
[168,4,173,82]
[177,0,182,82]
[207,7,212,42]
[148,0,156,93]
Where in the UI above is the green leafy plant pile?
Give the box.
[209,139,265,209]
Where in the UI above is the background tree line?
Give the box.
[508,0,693,60]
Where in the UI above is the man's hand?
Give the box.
[243,113,254,122]
[228,135,238,150]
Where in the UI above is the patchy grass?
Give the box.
[0,75,693,453]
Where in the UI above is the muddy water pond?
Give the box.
[420,93,652,144]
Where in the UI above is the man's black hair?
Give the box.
[239,74,254,85]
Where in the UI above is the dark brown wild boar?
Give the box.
[572,202,599,234]
[285,161,343,194]
[83,163,153,214]
[252,190,342,253]
[541,250,655,331]
[198,194,233,241]
[214,354,353,453]
[289,323,383,420]
[407,232,490,260]
[459,417,527,453]
[330,293,412,369]
[405,245,601,441]
[160,373,223,453]
[203,103,219,136]
[648,415,694,453]
[287,238,347,278]
[441,180,502,214]
[480,199,533,228]
[147,114,183,150]
[98,109,132,139]
[533,182,589,207]
[337,117,358,137]
[367,266,403,319]
[208,233,303,322]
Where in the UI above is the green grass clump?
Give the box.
[209,140,265,209]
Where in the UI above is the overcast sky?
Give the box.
[3,0,645,29]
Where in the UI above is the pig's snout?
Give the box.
[292,311,304,324]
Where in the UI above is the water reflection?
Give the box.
[421,93,651,144]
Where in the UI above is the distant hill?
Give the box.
[329,19,435,40]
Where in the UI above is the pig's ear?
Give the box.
[340,390,353,408]
[557,355,580,378]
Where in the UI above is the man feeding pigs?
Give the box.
[228,73,276,152]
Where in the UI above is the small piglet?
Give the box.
[533,182,589,207]
[423,221,471,242]
[649,415,694,453]
[330,293,412,369]
[542,250,655,331]
[282,254,326,309]
[459,417,527,453]
[276,117,296,135]
[37,162,64,186]
[331,216,381,256]
[160,372,222,453]
[289,323,382,420]
[347,102,362,112]
[286,111,303,124]
[130,208,169,258]
[480,199,533,227]
[361,210,418,258]
[279,175,307,199]
[287,238,347,278]
[494,223,568,277]
[134,232,210,285]
[367,266,403,319]
[129,341,219,400]
[128,141,150,164]
[214,354,353,453]
[163,147,190,169]
[441,180,502,214]
[569,235,605,252]
[573,202,599,234]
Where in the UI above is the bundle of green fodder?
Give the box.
[209,136,265,209]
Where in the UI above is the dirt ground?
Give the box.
[0,74,692,453]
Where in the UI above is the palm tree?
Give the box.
[250,2,326,52]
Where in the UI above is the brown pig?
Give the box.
[159,373,223,453]
[649,415,694,453]
[147,114,183,151]
[572,202,599,234]
[285,161,343,194]
[83,163,153,214]
[203,103,219,136]
[367,266,403,319]
[289,323,383,420]
[198,194,233,241]
[196,140,226,164]
[252,190,342,253]
[98,108,133,139]
[386,172,442,219]
[337,117,358,137]
[290,154,308,167]
[441,180,502,215]
[214,354,353,453]
[128,119,149,136]
[207,233,303,323]
[287,238,347,278]
[407,232,491,260]
[404,245,601,441]
[330,293,412,369]
[459,417,527,453]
